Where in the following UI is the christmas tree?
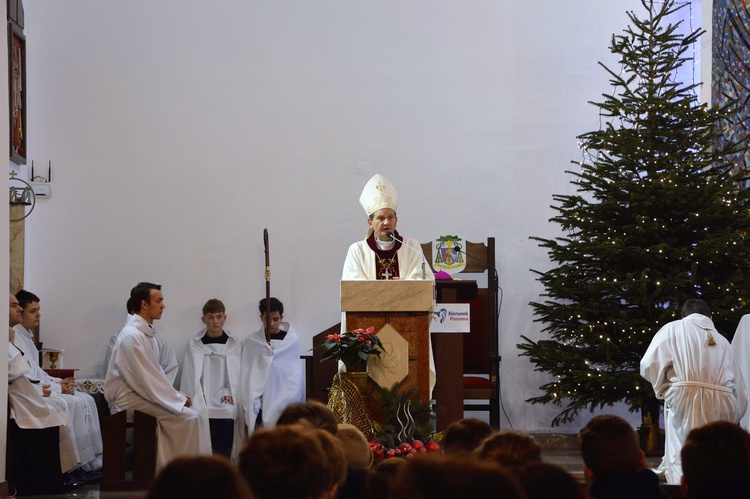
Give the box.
[517,0,750,431]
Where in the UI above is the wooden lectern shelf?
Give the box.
[341,280,434,312]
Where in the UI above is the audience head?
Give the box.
[681,421,750,499]
[681,298,711,318]
[312,428,348,493]
[580,414,643,484]
[473,430,542,468]
[389,454,526,499]
[146,455,253,499]
[130,282,164,322]
[8,293,23,327]
[365,458,407,499]
[277,400,339,435]
[443,418,494,456]
[517,462,589,499]
[15,289,40,330]
[239,425,338,499]
[336,423,374,472]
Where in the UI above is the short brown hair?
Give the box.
[239,426,331,499]
[473,431,542,468]
[202,298,225,316]
[444,418,494,456]
[390,454,525,499]
[276,400,338,435]
[681,421,750,498]
[146,455,253,499]
[580,414,642,478]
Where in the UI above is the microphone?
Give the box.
[452,245,502,325]
[386,231,427,280]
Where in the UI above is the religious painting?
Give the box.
[8,21,26,165]
[712,0,750,180]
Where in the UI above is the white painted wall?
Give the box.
[17,0,700,433]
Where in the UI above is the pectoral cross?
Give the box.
[383,268,392,280]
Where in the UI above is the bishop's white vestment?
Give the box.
[13,324,103,470]
[104,314,211,470]
[180,328,245,459]
[641,313,747,484]
[342,233,437,397]
[240,323,304,433]
[342,235,434,281]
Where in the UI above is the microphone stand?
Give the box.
[387,231,427,279]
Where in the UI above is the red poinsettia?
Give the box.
[317,326,386,367]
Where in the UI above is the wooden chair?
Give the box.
[100,410,157,491]
[304,323,341,404]
[421,237,501,428]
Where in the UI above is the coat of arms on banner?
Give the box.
[432,234,466,274]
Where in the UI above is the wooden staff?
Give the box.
[263,228,271,344]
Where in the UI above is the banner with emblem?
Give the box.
[430,234,466,275]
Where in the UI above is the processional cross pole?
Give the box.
[263,228,271,344]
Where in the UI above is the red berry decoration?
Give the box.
[398,443,413,453]
[426,441,441,452]
[412,440,424,450]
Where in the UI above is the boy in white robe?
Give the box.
[104,282,212,471]
[180,298,244,458]
[12,290,102,473]
[105,296,178,386]
[640,298,747,484]
[731,314,750,430]
[241,297,304,433]
[8,329,71,495]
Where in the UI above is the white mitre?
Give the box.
[359,174,398,216]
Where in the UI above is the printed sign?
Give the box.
[430,303,470,333]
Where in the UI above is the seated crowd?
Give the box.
[143,407,750,499]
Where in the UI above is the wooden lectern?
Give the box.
[341,280,434,403]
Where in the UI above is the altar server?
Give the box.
[180,299,244,458]
[105,296,178,386]
[105,282,211,470]
[731,314,750,430]
[640,298,747,484]
[241,297,304,433]
[12,290,103,472]
[8,328,71,495]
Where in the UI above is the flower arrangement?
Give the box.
[318,326,386,369]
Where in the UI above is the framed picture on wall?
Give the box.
[8,21,26,165]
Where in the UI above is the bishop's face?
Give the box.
[368,208,398,242]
